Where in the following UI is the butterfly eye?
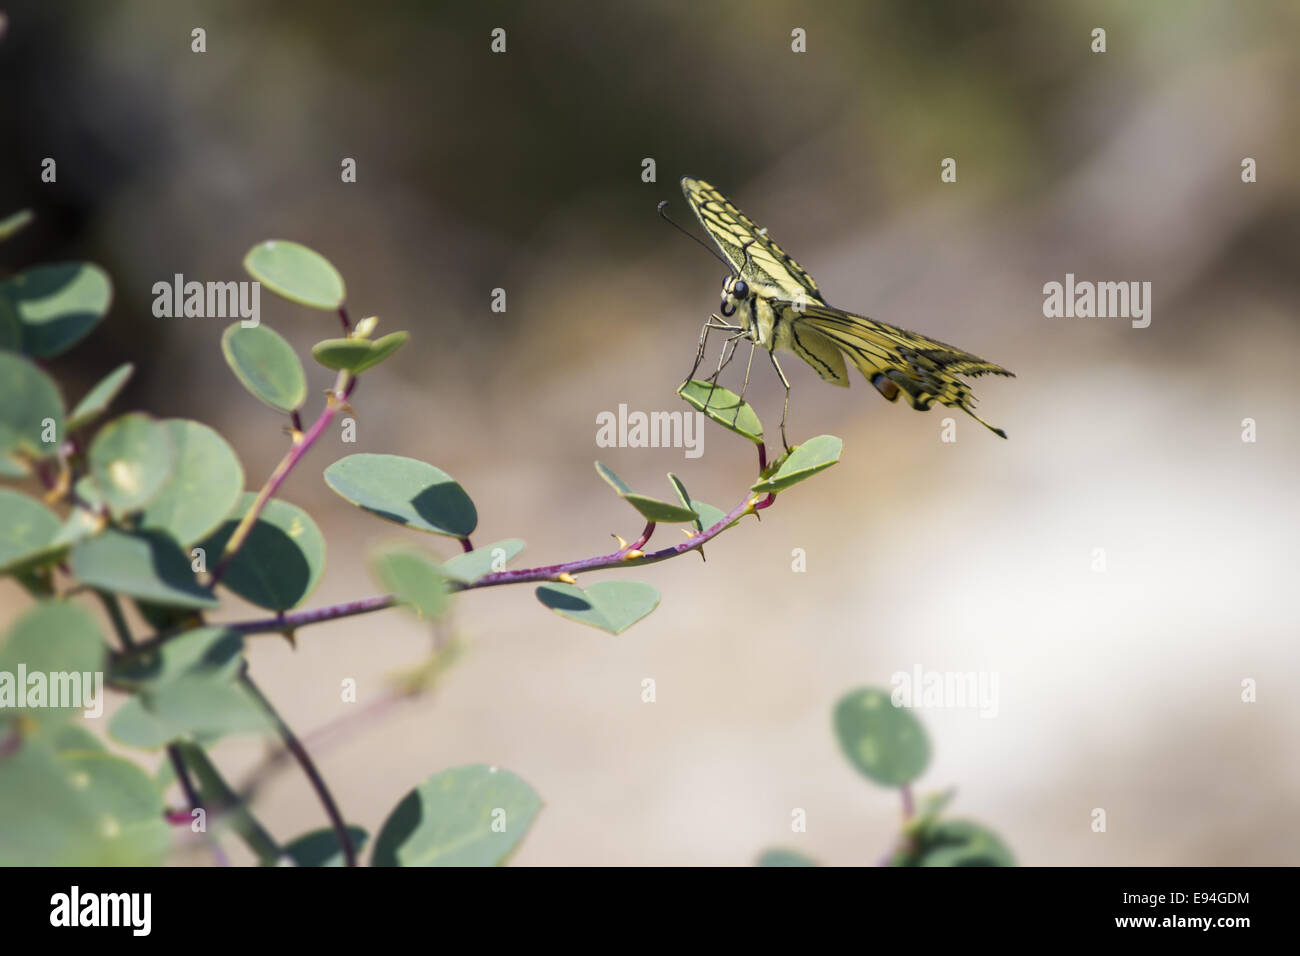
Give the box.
[733,279,749,299]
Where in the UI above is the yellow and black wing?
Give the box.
[792,303,1015,438]
[681,176,826,304]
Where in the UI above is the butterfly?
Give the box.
[670,176,1013,449]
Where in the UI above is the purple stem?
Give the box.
[221,489,775,636]
[211,373,357,586]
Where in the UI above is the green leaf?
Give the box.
[200,492,325,610]
[666,472,730,533]
[108,678,269,749]
[370,545,449,620]
[833,687,930,787]
[535,580,660,634]
[221,324,307,414]
[0,293,21,350]
[67,362,134,431]
[0,262,112,358]
[51,724,107,753]
[897,820,1016,867]
[109,627,243,692]
[281,827,369,867]
[0,741,170,865]
[750,435,842,493]
[324,453,477,539]
[0,601,105,728]
[138,419,243,546]
[86,412,175,517]
[372,765,541,867]
[0,488,63,575]
[243,240,346,310]
[594,462,699,523]
[678,379,763,443]
[0,350,65,471]
[72,528,217,609]
[0,208,34,241]
[440,538,525,584]
[310,338,369,371]
[311,331,407,374]
[757,848,819,867]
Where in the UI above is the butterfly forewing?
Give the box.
[681,177,825,304]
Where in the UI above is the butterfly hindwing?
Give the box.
[681,176,826,304]
[792,303,1014,436]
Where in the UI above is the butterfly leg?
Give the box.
[768,349,792,453]
[686,314,743,386]
[703,330,747,415]
[731,340,758,429]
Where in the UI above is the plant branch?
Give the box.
[217,484,774,637]
[211,371,355,585]
[239,669,357,867]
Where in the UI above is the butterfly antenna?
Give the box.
[658,201,734,272]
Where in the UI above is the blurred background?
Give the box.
[2,0,1298,865]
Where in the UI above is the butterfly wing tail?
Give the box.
[800,306,1013,438]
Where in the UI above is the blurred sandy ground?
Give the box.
[1,1,1298,864]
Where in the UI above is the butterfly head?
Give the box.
[720,276,750,317]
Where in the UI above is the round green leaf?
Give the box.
[666,472,731,533]
[311,331,408,375]
[757,848,819,867]
[72,529,217,609]
[372,765,541,867]
[359,331,408,371]
[0,294,21,350]
[324,453,478,539]
[594,462,700,523]
[138,419,243,546]
[0,208,34,241]
[310,338,370,372]
[0,488,62,575]
[52,724,107,754]
[441,538,525,584]
[221,324,307,413]
[243,240,346,310]
[0,262,112,358]
[0,350,65,470]
[535,580,660,634]
[110,627,243,692]
[67,362,134,431]
[86,413,175,517]
[678,379,763,443]
[0,741,170,865]
[751,435,842,493]
[370,545,449,620]
[0,601,105,728]
[108,678,269,750]
[201,492,325,610]
[833,687,930,787]
[282,827,369,867]
[902,820,1016,867]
